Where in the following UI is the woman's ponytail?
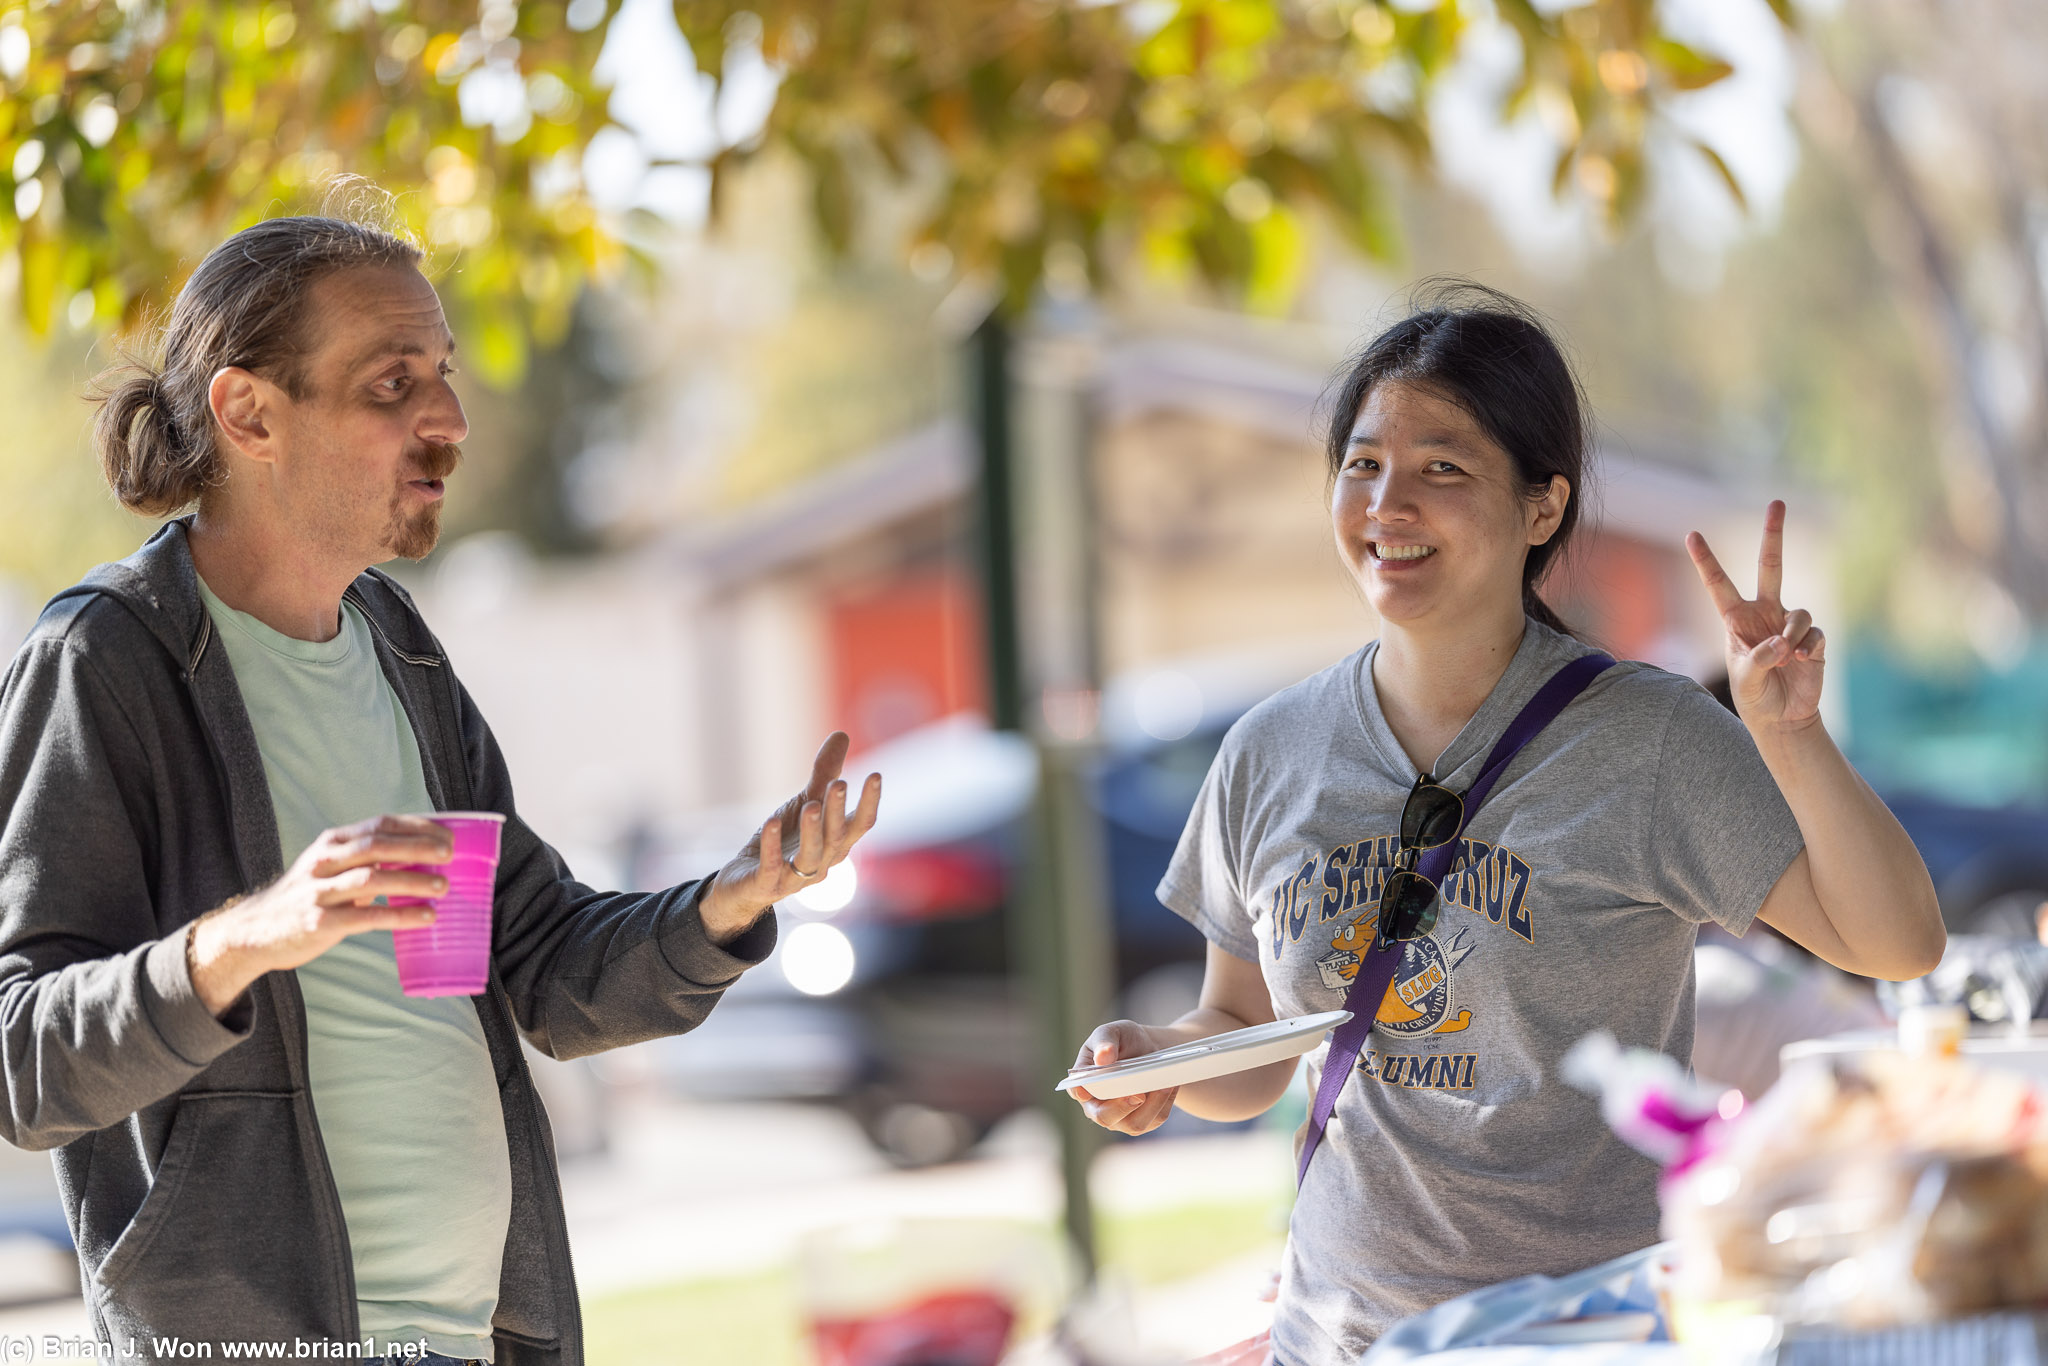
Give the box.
[1522,583,1573,636]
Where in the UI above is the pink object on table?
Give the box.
[389,811,504,998]
[1191,1330,1274,1366]
[811,1289,1015,1366]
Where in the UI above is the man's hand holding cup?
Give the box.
[188,814,453,1016]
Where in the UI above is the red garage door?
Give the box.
[826,566,988,753]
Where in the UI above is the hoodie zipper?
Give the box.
[187,611,212,675]
[343,587,443,668]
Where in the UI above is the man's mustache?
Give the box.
[405,442,463,482]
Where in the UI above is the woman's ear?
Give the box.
[1528,475,1571,546]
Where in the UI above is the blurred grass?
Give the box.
[586,1269,807,1366]
[582,1196,1284,1366]
[1097,1196,1286,1287]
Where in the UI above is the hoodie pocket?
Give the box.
[91,1099,200,1290]
[91,1091,344,1344]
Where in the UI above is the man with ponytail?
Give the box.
[0,202,881,1364]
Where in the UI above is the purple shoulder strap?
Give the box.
[1296,652,1615,1186]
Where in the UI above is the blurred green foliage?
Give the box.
[0,0,1769,374]
[0,0,1790,607]
[715,267,953,509]
[677,0,1780,313]
[0,0,619,387]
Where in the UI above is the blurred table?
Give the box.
[1781,1020,2048,1085]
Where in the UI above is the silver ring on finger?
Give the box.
[785,856,822,880]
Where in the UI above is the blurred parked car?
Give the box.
[0,1123,73,1306]
[610,719,1039,1165]
[1702,672,2048,940]
[608,705,1248,1165]
[1885,793,2048,939]
[493,653,2048,1169]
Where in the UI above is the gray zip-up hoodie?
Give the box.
[0,520,775,1364]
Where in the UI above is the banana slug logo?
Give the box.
[1316,913,1477,1037]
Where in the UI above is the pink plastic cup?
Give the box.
[388,811,505,998]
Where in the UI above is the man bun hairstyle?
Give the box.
[90,188,423,517]
[1323,279,1593,637]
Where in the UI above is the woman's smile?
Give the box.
[1370,541,1438,567]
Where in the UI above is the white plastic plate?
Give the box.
[1056,1010,1353,1100]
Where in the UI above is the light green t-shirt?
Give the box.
[198,578,512,1362]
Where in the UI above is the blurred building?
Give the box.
[416,316,1832,884]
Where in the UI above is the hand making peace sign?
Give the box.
[1686,500,1824,732]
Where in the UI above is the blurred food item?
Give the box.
[1896,1002,1969,1059]
[798,1219,1061,1366]
[813,1289,1016,1366]
[1664,1050,2048,1331]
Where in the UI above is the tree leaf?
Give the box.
[1649,38,1734,92]
[1691,136,1749,214]
[1609,146,1646,224]
[17,236,60,337]
[470,299,529,391]
[813,147,854,254]
[1244,201,1302,314]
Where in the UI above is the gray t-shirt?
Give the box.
[1158,621,1803,1364]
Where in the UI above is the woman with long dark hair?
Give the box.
[1070,283,1943,1364]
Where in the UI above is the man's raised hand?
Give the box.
[702,731,882,943]
[1686,500,1825,732]
[189,814,455,1016]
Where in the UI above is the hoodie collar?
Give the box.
[48,518,210,671]
[47,517,443,672]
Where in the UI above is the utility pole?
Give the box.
[970,311,1114,1281]
[971,314,1024,735]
